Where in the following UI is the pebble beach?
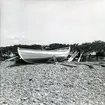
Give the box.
[0,61,105,105]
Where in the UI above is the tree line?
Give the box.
[0,40,105,60]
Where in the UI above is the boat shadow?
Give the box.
[8,59,53,68]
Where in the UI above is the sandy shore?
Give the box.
[0,61,105,105]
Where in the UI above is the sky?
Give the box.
[1,0,105,46]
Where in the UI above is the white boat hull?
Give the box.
[17,47,70,63]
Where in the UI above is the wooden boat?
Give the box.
[17,47,70,63]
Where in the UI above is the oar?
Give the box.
[5,56,18,61]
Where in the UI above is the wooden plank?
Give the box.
[68,51,79,62]
[78,53,83,62]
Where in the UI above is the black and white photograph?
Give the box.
[0,0,105,105]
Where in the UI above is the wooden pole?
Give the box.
[78,53,83,62]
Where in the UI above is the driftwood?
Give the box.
[61,63,77,68]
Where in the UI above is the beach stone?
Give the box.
[0,61,105,105]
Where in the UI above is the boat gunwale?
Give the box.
[17,47,70,52]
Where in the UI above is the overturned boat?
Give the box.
[17,47,70,63]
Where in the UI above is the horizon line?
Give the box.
[0,40,104,47]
